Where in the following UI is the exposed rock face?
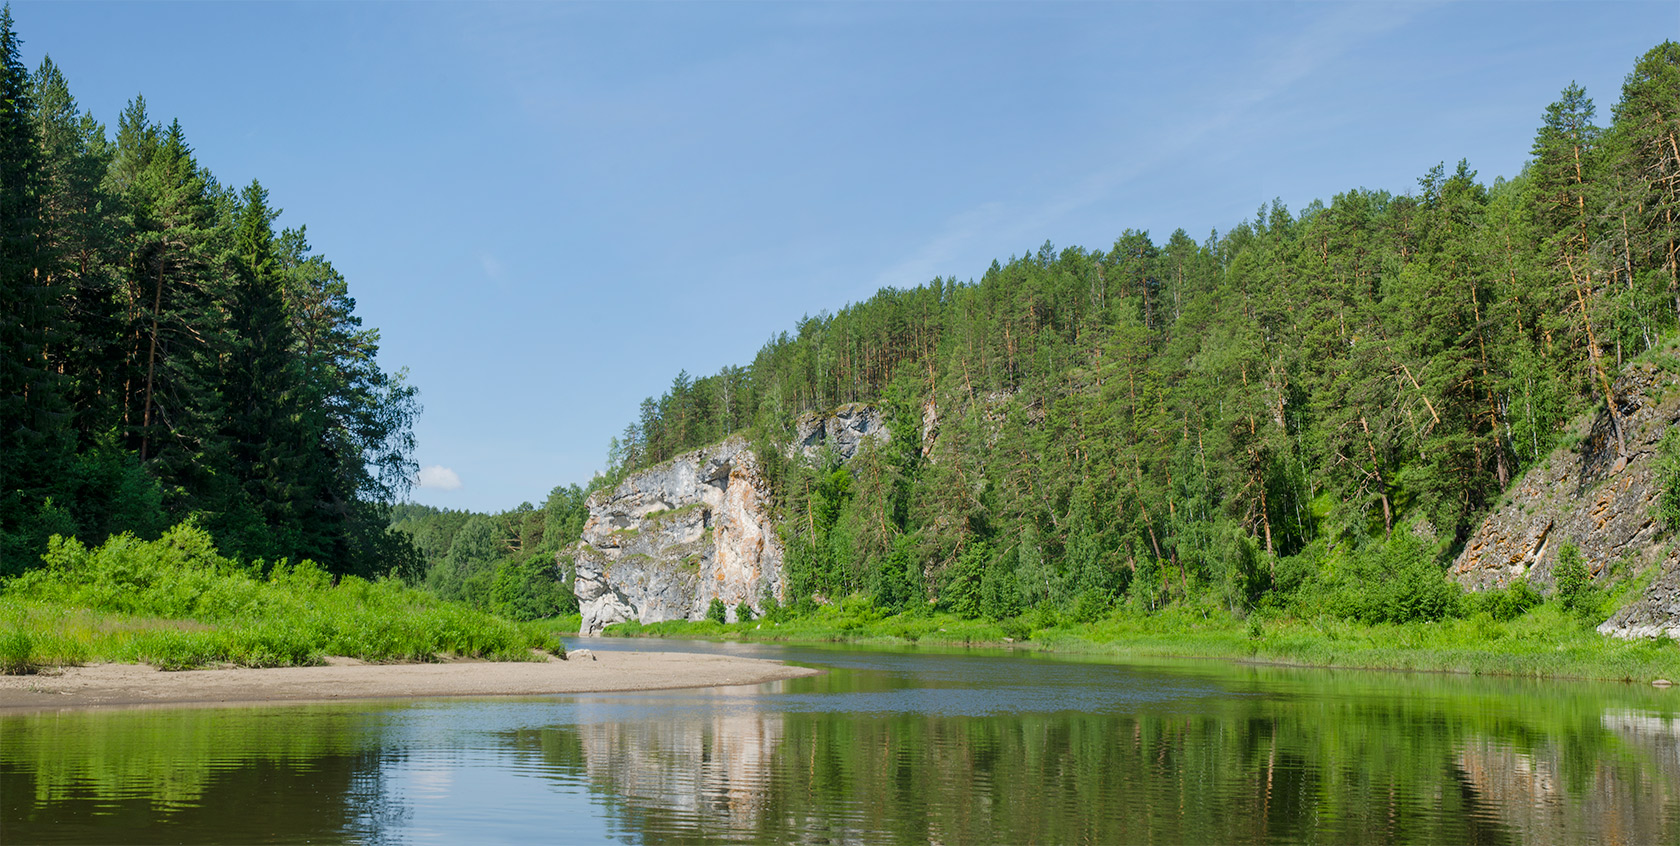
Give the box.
[791,403,889,462]
[1449,359,1680,637]
[572,438,784,635]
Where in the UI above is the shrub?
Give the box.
[1314,533,1466,625]
[1474,578,1542,621]
[707,597,728,624]
[1069,588,1111,624]
[736,602,755,623]
[1658,427,1680,532]
[759,592,784,623]
[1553,543,1595,615]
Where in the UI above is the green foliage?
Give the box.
[1473,579,1543,622]
[0,14,422,579]
[0,629,37,674]
[759,591,784,623]
[736,602,755,623]
[1552,543,1599,620]
[707,597,728,624]
[2,523,550,670]
[392,483,591,616]
[490,555,570,622]
[1298,534,1467,625]
[1657,427,1680,532]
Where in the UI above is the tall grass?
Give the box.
[1,522,568,672]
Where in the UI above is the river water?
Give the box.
[4,640,1679,844]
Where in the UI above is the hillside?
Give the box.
[586,42,1680,632]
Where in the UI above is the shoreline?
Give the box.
[0,650,821,713]
[601,619,1680,684]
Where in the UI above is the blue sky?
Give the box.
[11,1,1677,512]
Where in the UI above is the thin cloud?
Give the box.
[416,465,463,491]
[873,3,1431,287]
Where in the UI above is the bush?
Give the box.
[1474,578,1542,621]
[1553,544,1596,616]
[736,602,755,623]
[1312,533,1466,625]
[1658,427,1680,532]
[760,592,784,622]
[707,597,728,624]
[1069,588,1111,624]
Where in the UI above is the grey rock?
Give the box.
[1450,359,1680,638]
[570,437,785,635]
[791,403,889,463]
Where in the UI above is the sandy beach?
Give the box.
[0,650,821,713]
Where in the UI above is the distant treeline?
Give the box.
[1,9,418,577]
[609,43,1680,621]
[388,485,590,621]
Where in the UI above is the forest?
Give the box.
[605,42,1680,626]
[0,8,418,579]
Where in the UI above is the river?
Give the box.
[4,640,1678,844]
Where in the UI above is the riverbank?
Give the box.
[604,602,1680,683]
[0,650,820,713]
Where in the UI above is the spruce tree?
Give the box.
[0,4,73,570]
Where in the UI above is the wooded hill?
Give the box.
[0,9,418,578]
[607,43,1680,622]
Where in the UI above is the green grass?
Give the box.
[601,594,1680,682]
[0,522,571,672]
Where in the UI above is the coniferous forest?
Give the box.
[0,8,419,580]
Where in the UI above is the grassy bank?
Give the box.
[601,595,1680,683]
[0,523,572,673]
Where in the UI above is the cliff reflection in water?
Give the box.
[582,692,784,831]
[1450,708,1680,846]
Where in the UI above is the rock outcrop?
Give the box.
[791,403,888,462]
[572,438,784,635]
[1449,358,1680,637]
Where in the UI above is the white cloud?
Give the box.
[416,465,463,491]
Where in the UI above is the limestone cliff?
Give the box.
[572,438,784,635]
[1449,358,1680,638]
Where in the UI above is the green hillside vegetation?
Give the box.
[597,42,1680,658]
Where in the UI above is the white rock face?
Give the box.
[571,437,784,635]
[791,403,888,462]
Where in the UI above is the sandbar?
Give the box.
[0,650,821,713]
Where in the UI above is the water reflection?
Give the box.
[571,690,785,833]
[4,645,1679,844]
[0,706,388,844]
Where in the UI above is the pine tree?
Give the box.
[1531,83,1623,456]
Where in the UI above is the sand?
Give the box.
[0,650,821,713]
